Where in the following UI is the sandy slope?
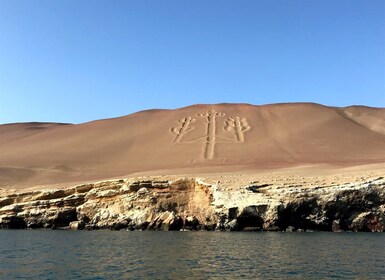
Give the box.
[0,103,384,188]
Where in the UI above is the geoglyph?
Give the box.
[171,109,251,159]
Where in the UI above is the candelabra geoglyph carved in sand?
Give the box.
[171,109,251,159]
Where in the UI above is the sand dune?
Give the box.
[1,103,384,187]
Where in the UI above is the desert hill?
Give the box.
[1,103,384,187]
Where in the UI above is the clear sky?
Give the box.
[0,0,384,124]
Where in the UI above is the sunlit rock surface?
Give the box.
[1,176,384,232]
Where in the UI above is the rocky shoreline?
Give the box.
[0,176,384,232]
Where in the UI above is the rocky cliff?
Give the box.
[1,176,384,232]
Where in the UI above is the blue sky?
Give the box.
[0,0,384,124]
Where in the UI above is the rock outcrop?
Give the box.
[1,176,384,232]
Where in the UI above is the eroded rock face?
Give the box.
[0,178,217,231]
[0,176,384,232]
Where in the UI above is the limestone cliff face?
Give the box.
[0,176,384,232]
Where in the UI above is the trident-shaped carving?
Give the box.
[197,109,225,159]
[172,117,196,143]
[171,109,251,160]
[225,116,250,143]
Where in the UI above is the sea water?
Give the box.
[0,230,384,279]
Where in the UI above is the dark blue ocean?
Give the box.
[0,231,384,279]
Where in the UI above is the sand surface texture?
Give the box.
[1,103,384,188]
